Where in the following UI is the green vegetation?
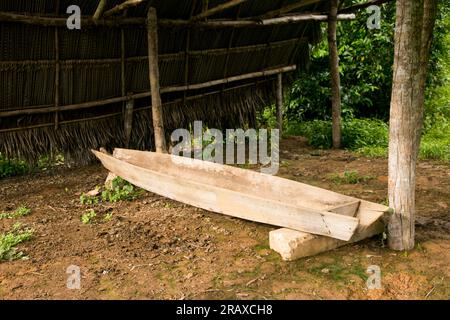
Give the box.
[264,1,449,162]
[79,178,141,206]
[0,223,34,261]
[330,171,373,185]
[80,193,100,205]
[0,206,31,220]
[310,260,368,283]
[284,117,449,161]
[101,177,140,203]
[103,212,113,222]
[0,154,28,179]
[81,209,114,225]
[81,209,97,225]
[0,153,65,179]
[285,118,388,150]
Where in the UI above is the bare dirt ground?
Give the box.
[0,136,449,300]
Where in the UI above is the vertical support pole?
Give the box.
[54,27,60,130]
[275,73,283,134]
[54,0,60,130]
[121,28,126,102]
[328,0,341,149]
[147,7,167,153]
[124,98,134,148]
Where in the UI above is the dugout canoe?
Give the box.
[92,149,389,241]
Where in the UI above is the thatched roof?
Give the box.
[0,0,330,163]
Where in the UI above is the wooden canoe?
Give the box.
[92,149,388,241]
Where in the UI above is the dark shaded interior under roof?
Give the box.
[0,0,329,163]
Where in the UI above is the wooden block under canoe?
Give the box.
[93,149,365,241]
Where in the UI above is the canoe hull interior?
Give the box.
[92,149,389,241]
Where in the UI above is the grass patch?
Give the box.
[310,260,367,282]
[0,206,31,220]
[0,223,34,261]
[329,171,373,184]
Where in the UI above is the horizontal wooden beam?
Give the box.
[0,79,273,134]
[162,65,296,93]
[261,13,355,25]
[0,65,296,118]
[0,38,302,68]
[0,11,354,28]
[0,12,145,27]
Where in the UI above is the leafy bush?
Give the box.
[286,120,332,148]
[0,154,28,179]
[342,119,389,150]
[101,177,140,203]
[286,118,388,150]
[0,223,34,261]
[288,117,450,161]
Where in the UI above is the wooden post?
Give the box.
[328,0,341,149]
[275,73,283,133]
[121,28,126,101]
[54,1,60,129]
[147,7,167,153]
[124,98,134,148]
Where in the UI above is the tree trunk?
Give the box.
[388,0,437,251]
[328,0,342,149]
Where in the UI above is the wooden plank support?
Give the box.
[147,7,167,153]
[269,219,384,261]
[270,201,386,261]
[328,0,342,149]
[275,73,283,133]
